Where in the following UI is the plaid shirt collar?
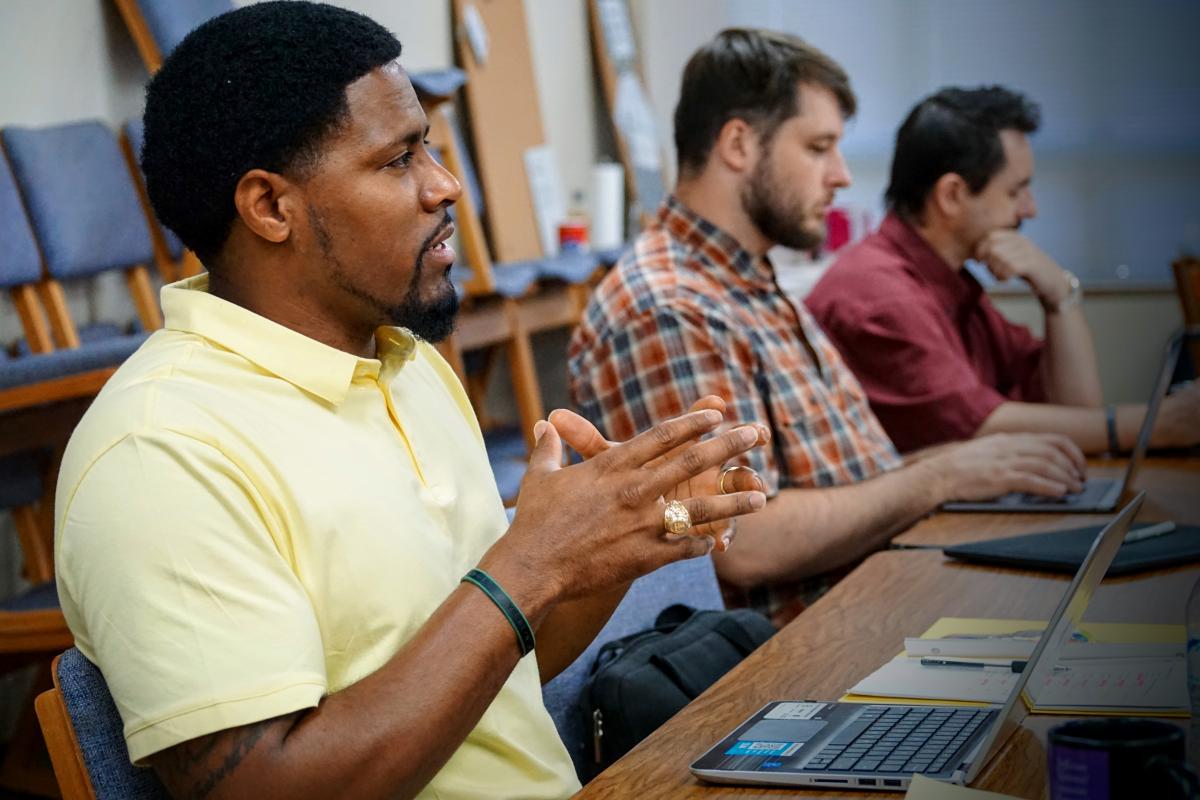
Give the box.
[658,195,778,292]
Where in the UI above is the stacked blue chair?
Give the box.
[541,556,726,780]
[2,121,160,358]
[0,148,134,411]
[115,0,234,73]
[0,146,54,354]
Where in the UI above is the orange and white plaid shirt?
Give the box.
[569,196,901,624]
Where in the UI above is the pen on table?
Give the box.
[919,658,1071,674]
[1123,521,1176,544]
[920,658,1026,673]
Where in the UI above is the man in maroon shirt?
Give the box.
[808,86,1200,454]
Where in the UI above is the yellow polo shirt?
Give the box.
[55,275,579,799]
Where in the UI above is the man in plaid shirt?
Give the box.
[569,29,1086,626]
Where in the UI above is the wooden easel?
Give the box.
[451,0,547,262]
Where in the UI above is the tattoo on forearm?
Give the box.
[155,719,274,800]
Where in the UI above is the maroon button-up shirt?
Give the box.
[806,214,1045,453]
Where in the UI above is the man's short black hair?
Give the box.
[141,1,402,265]
[673,28,856,177]
[885,86,1041,222]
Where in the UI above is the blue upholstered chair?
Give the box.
[0,150,133,412]
[1,121,160,355]
[541,555,726,780]
[37,648,168,800]
[0,340,146,415]
[114,0,234,73]
[0,148,54,355]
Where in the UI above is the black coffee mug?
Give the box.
[1048,718,1199,799]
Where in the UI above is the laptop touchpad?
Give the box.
[739,719,828,742]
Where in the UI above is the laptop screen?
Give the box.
[964,492,1145,782]
[1120,328,1193,493]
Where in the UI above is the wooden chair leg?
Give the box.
[178,251,205,279]
[502,299,545,453]
[125,265,163,331]
[12,506,53,586]
[0,663,59,797]
[35,281,80,350]
[435,335,467,386]
[10,286,54,354]
[27,448,62,583]
[112,0,165,73]
[465,347,498,430]
[567,284,590,324]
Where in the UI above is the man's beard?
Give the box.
[312,207,460,344]
[741,153,825,252]
[389,254,459,344]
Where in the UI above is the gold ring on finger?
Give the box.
[718,465,757,495]
[662,499,692,535]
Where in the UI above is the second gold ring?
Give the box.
[718,465,757,495]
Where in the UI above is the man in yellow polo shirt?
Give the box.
[54,4,767,799]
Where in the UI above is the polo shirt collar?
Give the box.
[878,213,982,310]
[161,275,418,406]
[658,195,777,290]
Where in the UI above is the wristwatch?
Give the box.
[1042,270,1082,313]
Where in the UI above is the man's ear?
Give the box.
[232,169,300,246]
[711,117,761,175]
[929,172,970,223]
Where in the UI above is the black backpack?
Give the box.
[580,604,775,779]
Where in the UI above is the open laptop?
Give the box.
[941,328,1192,512]
[690,492,1145,791]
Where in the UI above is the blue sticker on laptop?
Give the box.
[726,741,793,757]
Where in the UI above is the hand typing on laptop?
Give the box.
[910,432,1086,501]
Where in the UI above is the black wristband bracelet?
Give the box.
[1105,404,1119,454]
[462,568,535,657]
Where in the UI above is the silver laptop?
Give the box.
[941,328,1192,513]
[690,492,1145,791]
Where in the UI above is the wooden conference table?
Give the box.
[574,456,1200,799]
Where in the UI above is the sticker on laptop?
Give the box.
[725,741,804,757]
[764,702,827,720]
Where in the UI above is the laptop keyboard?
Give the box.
[1013,491,1082,505]
[802,706,990,775]
[1009,479,1111,506]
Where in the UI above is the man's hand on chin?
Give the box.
[974,230,1069,306]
